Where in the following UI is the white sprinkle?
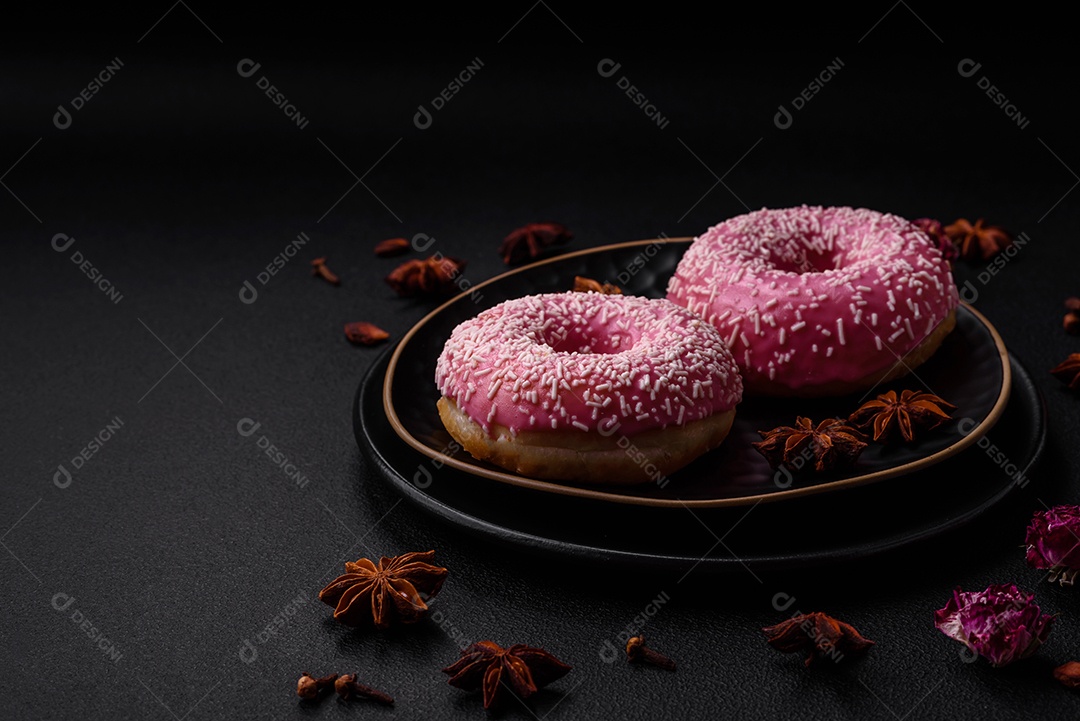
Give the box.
[572,420,589,431]
[836,319,846,346]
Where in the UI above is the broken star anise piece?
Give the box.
[849,389,956,443]
[500,222,573,265]
[944,218,1013,261]
[385,256,466,297]
[443,641,572,710]
[319,550,448,629]
[1051,353,1080,390]
[752,417,867,473]
[344,321,389,346]
[374,237,411,257]
[572,275,622,295]
[763,612,875,667]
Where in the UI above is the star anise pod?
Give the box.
[752,417,867,473]
[500,222,573,265]
[319,550,448,629]
[572,275,622,295]
[849,389,956,443]
[944,218,1012,261]
[912,217,958,262]
[443,641,572,710]
[763,612,875,667]
[1051,354,1080,390]
[385,256,466,297]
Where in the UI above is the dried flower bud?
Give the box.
[934,584,1053,667]
[296,673,338,700]
[311,257,341,285]
[297,674,317,700]
[1025,505,1080,585]
[912,218,958,262]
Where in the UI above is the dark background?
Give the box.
[5,6,1080,720]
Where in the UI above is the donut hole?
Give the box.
[539,323,634,355]
[768,245,843,274]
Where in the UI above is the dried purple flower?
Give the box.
[934,584,1053,667]
[912,217,959,262]
[1025,505,1080,586]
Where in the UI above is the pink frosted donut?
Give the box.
[434,292,743,484]
[666,206,959,396]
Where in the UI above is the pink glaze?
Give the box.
[666,206,959,392]
[435,292,742,436]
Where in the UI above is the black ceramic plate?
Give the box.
[380,239,1010,508]
[354,239,1044,572]
[355,342,1044,572]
